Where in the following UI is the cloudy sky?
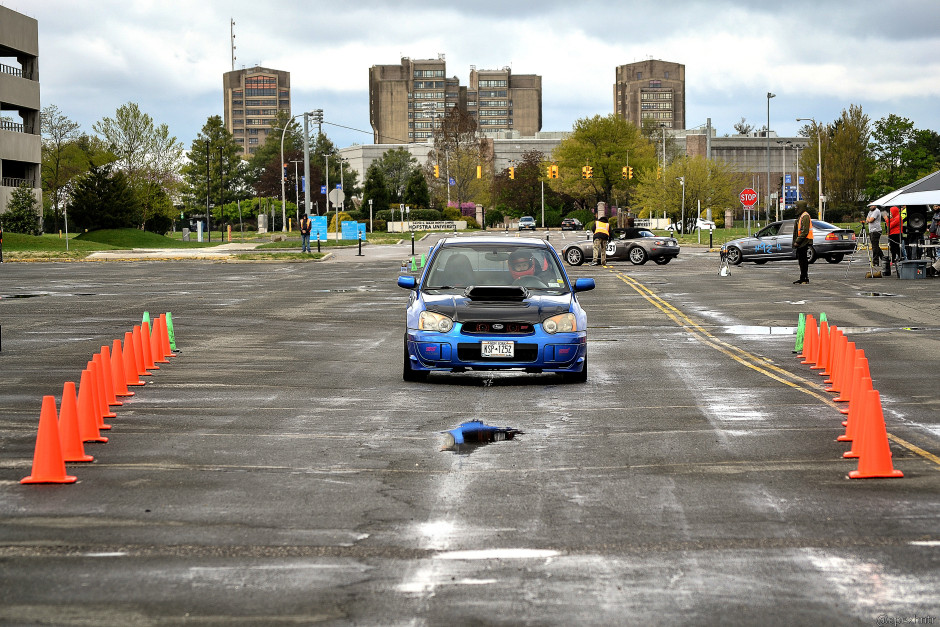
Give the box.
[12,0,940,151]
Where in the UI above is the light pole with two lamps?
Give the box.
[776,140,791,220]
[766,92,775,223]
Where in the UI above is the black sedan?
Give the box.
[561,218,583,231]
[720,219,856,265]
[561,229,680,266]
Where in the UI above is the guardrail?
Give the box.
[0,120,33,133]
[0,63,24,78]
[2,177,30,188]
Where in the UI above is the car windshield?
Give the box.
[811,220,839,230]
[424,245,569,293]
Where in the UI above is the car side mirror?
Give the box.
[397,276,417,290]
[573,278,595,292]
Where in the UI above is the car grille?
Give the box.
[461,321,534,335]
[457,343,539,362]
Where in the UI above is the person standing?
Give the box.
[792,209,813,284]
[887,206,903,263]
[300,214,312,253]
[865,205,885,264]
[591,217,610,266]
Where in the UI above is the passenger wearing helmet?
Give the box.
[509,250,536,282]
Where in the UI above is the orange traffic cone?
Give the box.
[77,369,108,443]
[100,345,121,407]
[123,332,146,386]
[833,343,857,402]
[839,373,872,446]
[848,389,904,479]
[132,326,152,377]
[142,321,159,371]
[58,381,94,463]
[150,319,170,364]
[823,329,844,383]
[86,360,112,431]
[91,356,117,421]
[840,351,868,415]
[20,396,78,484]
[800,316,817,365]
[111,338,134,397]
[811,321,829,370]
[824,334,847,391]
[158,315,175,358]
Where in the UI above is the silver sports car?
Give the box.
[720,219,856,265]
[561,229,680,266]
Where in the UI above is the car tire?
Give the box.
[628,246,648,265]
[402,337,428,382]
[565,247,584,266]
[563,356,587,383]
[725,246,743,265]
[807,245,818,264]
[825,253,844,263]
[653,257,671,265]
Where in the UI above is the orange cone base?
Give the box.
[21,473,77,485]
[117,390,135,397]
[842,450,859,459]
[65,453,94,463]
[839,407,850,415]
[84,436,109,443]
[100,423,112,430]
[833,395,849,402]
[825,385,837,392]
[836,434,852,442]
[849,468,903,479]
[842,420,848,427]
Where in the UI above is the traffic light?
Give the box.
[656,166,662,180]
[548,164,558,179]
[582,166,593,179]
[621,166,628,179]
[476,165,482,179]
[628,166,634,179]
[509,166,515,180]
[581,166,588,179]
[434,165,439,178]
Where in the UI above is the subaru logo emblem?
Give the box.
[492,323,504,330]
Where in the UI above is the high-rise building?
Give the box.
[369,57,542,144]
[613,60,685,130]
[223,66,291,158]
[0,6,41,213]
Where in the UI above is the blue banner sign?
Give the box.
[311,216,328,241]
[341,221,365,241]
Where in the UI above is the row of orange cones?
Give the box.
[21,313,179,485]
[797,313,903,479]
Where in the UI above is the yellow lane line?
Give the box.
[614,270,940,470]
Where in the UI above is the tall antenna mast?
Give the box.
[230,18,236,72]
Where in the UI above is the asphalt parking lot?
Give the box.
[1,233,938,624]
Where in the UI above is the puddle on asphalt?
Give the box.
[724,325,797,335]
[440,420,522,453]
[0,293,47,299]
[858,292,900,297]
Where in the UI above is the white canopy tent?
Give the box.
[869,169,940,207]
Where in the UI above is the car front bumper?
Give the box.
[406,325,587,373]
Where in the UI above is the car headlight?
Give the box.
[543,313,577,334]
[419,310,454,333]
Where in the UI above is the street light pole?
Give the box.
[678,176,685,234]
[796,117,823,220]
[766,92,775,224]
[776,140,791,220]
[291,160,302,222]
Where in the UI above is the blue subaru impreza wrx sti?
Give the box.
[397,237,595,382]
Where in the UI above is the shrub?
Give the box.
[2,183,41,235]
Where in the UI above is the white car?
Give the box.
[696,218,717,230]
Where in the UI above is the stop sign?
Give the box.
[739,188,758,207]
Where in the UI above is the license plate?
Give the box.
[481,341,514,358]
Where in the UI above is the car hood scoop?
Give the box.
[464,285,529,301]
[424,289,571,324]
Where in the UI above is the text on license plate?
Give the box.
[481,340,514,358]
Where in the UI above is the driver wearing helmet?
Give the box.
[509,250,536,281]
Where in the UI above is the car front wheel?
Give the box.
[565,247,584,266]
[402,338,428,382]
[807,245,818,264]
[628,246,648,265]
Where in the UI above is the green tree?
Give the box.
[403,168,430,208]
[66,165,138,231]
[40,105,81,233]
[632,156,746,230]
[93,103,183,227]
[361,162,390,214]
[551,115,656,210]
[494,149,554,219]
[181,115,245,225]
[378,147,419,203]
[867,115,940,200]
[826,104,872,215]
[2,182,42,235]
[427,107,489,210]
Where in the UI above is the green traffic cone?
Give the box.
[165,312,177,351]
[793,312,805,353]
